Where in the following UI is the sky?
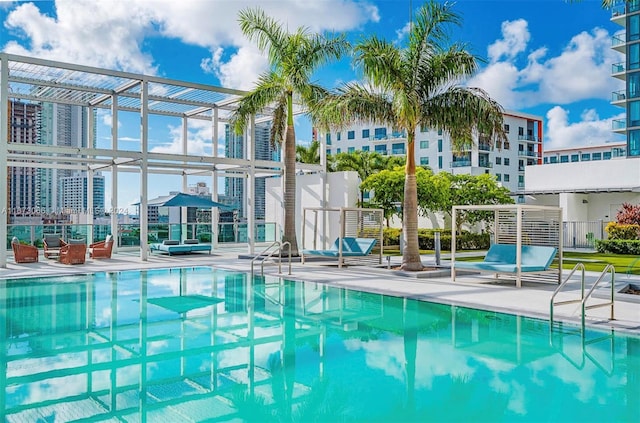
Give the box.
[0,0,626,207]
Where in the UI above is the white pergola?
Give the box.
[0,53,323,267]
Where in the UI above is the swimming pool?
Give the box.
[0,267,638,422]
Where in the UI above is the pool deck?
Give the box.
[1,249,638,335]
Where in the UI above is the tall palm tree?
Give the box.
[314,0,505,270]
[231,8,349,256]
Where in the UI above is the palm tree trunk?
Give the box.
[282,93,299,256]
[401,131,423,270]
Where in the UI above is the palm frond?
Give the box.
[238,8,288,66]
[230,72,286,135]
[417,47,478,99]
[355,36,405,93]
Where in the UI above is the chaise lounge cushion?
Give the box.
[303,237,377,257]
[454,244,557,273]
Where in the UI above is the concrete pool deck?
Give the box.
[1,249,638,335]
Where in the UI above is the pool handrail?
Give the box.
[250,241,292,277]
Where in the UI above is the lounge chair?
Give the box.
[149,239,212,255]
[11,237,38,263]
[302,237,378,267]
[89,234,114,259]
[43,235,67,259]
[59,242,87,265]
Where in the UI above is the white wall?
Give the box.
[265,171,359,250]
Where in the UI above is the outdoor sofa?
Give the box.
[150,239,212,255]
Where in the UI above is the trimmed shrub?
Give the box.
[595,239,640,255]
[605,222,640,240]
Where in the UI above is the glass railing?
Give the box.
[7,222,278,249]
[612,118,626,130]
[612,90,626,102]
[517,151,537,157]
[478,162,493,168]
[612,62,625,74]
[450,160,471,168]
[612,33,626,48]
[478,143,492,151]
[517,135,538,142]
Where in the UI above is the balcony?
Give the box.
[478,142,492,151]
[517,150,537,158]
[612,118,626,133]
[612,33,626,53]
[611,3,626,26]
[517,135,538,142]
[612,62,626,80]
[612,89,627,106]
[478,161,493,169]
[391,148,406,155]
[450,160,471,168]
[390,131,407,139]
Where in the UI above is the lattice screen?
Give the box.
[495,208,561,248]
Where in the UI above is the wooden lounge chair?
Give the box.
[89,234,113,259]
[59,243,87,265]
[43,235,67,259]
[11,237,38,263]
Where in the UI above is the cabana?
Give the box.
[451,204,563,288]
[301,207,384,268]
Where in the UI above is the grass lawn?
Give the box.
[384,248,640,275]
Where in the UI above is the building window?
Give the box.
[504,174,510,182]
[518,175,524,183]
[336,148,341,154]
[420,140,429,149]
[495,157,501,165]
[560,155,569,163]
[592,152,602,160]
[630,73,640,99]
[631,43,640,70]
[336,132,341,141]
[571,154,579,162]
[420,124,428,132]
[496,173,501,181]
[347,130,355,140]
[374,127,387,140]
[391,142,405,155]
[437,128,443,135]
[438,156,443,169]
[603,151,612,160]
[504,124,510,133]
[630,14,640,42]
[437,139,443,152]
[543,157,548,164]
[362,129,370,138]
[374,144,387,154]
[325,133,331,143]
[348,147,355,153]
[420,157,429,166]
[630,130,640,156]
[362,146,370,152]
[630,100,640,127]
[504,158,510,166]
[581,153,590,161]
[550,156,558,163]
[518,127,524,136]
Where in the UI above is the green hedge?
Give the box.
[382,228,490,250]
[595,239,640,255]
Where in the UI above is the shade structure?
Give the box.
[140,192,235,210]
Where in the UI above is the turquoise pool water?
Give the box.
[0,267,638,422]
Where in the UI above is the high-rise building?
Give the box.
[320,110,543,200]
[224,122,280,220]
[611,1,640,156]
[8,100,41,221]
[39,103,98,214]
[59,171,105,215]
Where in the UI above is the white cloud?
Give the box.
[470,24,623,110]
[488,19,530,63]
[150,119,224,155]
[2,0,379,87]
[544,106,624,149]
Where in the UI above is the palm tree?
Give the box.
[295,140,321,164]
[314,0,505,271]
[231,8,349,256]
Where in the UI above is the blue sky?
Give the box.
[0,0,625,205]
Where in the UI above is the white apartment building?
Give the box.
[543,142,627,164]
[320,110,543,198]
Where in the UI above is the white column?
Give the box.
[212,108,219,249]
[140,80,149,260]
[0,58,8,267]
[181,116,188,241]
[111,95,119,252]
[87,169,94,245]
[246,116,255,254]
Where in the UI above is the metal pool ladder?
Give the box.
[550,263,615,329]
[250,241,292,277]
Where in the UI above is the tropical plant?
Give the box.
[333,150,387,205]
[615,202,640,225]
[231,8,349,255]
[295,140,321,164]
[313,0,505,270]
[433,172,514,234]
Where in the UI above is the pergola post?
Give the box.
[246,116,255,254]
[0,57,8,267]
[139,79,149,261]
[182,116,188,241]
[110,95,119,253]
[212,107,219,250]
